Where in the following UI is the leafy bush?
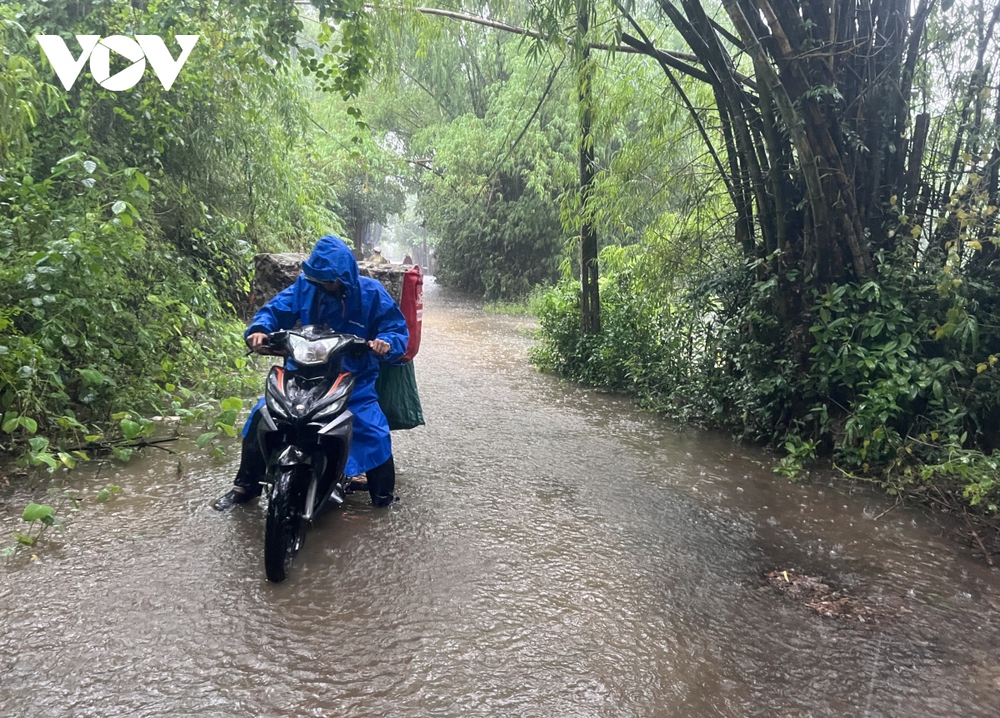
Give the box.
[532,241,1000,513]
[0,1,340,463]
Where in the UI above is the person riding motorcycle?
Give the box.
[213,235,409,511]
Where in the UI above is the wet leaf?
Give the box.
[22,503,54,522]
[196,431,219,449]
[215,409,238,426]
[220,397,242,412]
[120,419,141,440]
[77,368,109,386]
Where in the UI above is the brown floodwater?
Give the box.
[2,278,999,717]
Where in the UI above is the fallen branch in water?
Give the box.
[132,440,178,455]
[59,436,181,454]
[873,499,901,521]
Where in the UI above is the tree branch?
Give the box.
[614,4,732,197]
[410,6,757,88]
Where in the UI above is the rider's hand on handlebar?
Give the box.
[368,339,391,356]
[247,332,269,353]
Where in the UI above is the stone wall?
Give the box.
[248,253,410,315]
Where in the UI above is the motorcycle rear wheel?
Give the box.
[264,467,307,582]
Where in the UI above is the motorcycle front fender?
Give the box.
[277,444,310,468]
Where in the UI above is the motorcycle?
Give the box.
[253,325,370,582]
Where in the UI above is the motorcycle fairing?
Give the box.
[264,367,355,424]
[318,410,353,488]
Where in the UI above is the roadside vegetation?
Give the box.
[522,1,1000,527]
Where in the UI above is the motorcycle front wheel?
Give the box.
[264,467,308,582]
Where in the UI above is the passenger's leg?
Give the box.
[365,455,396,507]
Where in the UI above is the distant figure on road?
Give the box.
[367,246,389,264]
[402,252,413,265]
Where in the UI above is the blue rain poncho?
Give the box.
[243,235,409,476]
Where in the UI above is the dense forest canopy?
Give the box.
[2,0,999,514]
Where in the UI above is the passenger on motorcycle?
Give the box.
[213,235,410,511]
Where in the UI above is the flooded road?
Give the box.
[2,279,999,717]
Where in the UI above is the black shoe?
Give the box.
[212,488,256,511]
[371,493,398,508]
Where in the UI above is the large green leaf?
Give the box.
[2,415,19,433]
[196,431,219,449]
[120,419,142,440]
[22,503,54,522]
[220,397,243,412]
[215,409,239,426]
[77,368,110,386]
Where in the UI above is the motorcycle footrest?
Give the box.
[346,476,367,493]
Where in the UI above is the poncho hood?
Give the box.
[301,235,362,318]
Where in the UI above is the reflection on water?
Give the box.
[2,278,999,717]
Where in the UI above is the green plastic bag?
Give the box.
[376,361,425,431]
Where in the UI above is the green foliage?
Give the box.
[192,396,244,460]
[426,167,565,299]
[0,0,357,465]
[3,484,121,558]
[533,236,1000,513]
[774,437,820,481]
[414,50,573,300]
[5,488,75,554]
[484,285,552,316]
[531,246,713,418]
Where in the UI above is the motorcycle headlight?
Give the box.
[314,395,349,420]
[288,335,344,366]
[265,391,289,418]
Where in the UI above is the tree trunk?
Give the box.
[578,0,600,334]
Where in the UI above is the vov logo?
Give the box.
[36,35,199,92]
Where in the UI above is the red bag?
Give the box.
[400,266,423,361]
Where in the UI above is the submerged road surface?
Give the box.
[2,279,999,717]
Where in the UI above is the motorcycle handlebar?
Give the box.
[247,331,370,357]
[346,336,372,357]
[256,331,287,356]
